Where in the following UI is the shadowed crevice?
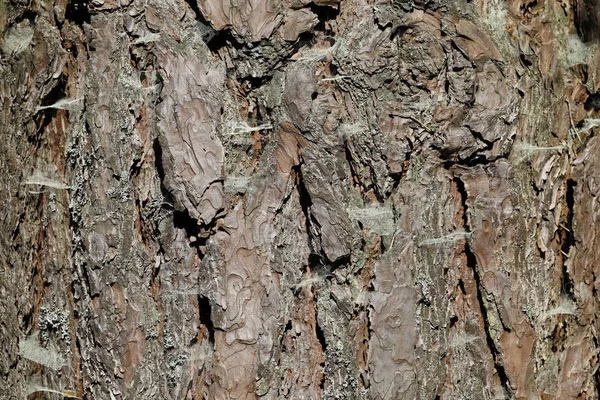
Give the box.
[197,295,215,346]
[560,179,576,299]
[305,2,340,33]
[65,0,91,26]
[454,176,513,398]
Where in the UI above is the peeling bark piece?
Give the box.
[156,50,226,225]
[301,145,353,263]
[196,0,283,41]
[279,9,318,41]
[5,0,600,398]
[454,19,503,62]
[283,66,317,130]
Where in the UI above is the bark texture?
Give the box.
[2,0,600,398]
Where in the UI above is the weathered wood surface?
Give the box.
[2,0,600,398]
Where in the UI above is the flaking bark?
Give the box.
[3,0,600,398]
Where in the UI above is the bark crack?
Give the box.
[559,179,576,299]
[197,295,215,346]
[64,0,91,26]
[152,138,222,259]
[454,176,513,398]
[292,162,327,268]
[315,313,327,392]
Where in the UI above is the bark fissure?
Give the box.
[292,163,322,260]
[315,315,327,392]
[306,2,340,33]
[455,176,513,398]
[6,0,600,397]
[560,179,576,299]
[197,295,215,346]
[64,0,91,26]
[592,327,600,399]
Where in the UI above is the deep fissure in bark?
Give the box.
[585,91,600,111]
[206,29,243,54]
[454,176,513,397]
[306,2,340,33]
[65,0,91,26]
[343,139,361,190]
[591,325,600,399]
[181,0,203,21]
[560,179,576,298]
[153,138,221,258]
[292,161,329,392]
[315,318,327,351]
[173,210,202,241]
[40,74,68,107]
[575,0,600,43]
[293,163,323,264]
[31,75,68,146]
[197,295,215,345]
[362,307,372,389]
[385,138,413,198]
[315,314,327,392]
[68,124,94,306]
[152,138,172,207]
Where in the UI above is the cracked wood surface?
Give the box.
[3,0,600,399]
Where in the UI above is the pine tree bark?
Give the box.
[2,0,600,398]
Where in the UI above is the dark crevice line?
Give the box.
[363,306,373,390]
[206,29,243,54]
[30,74,68,148]
[11,211,25,241]
[560,179,576,299]
[295,162,327,393]
[386,138,413,198]
[65,0,91,26]
[14,9,37,25]
[79,260,98,300]
[464,240,512,397]
[443,152,507,169]
[292,162,323,266]
[197,295,215,346]
[181,0,203,21]
[454,176,513,398]
[315,314,327,392]
[274,179,294,218]
[442,127,504,168]
[591,325,600,399]
[154,138,222,260]
[152,138,171,204]
[315,318,327,351]
[305,2,340,33]
[367,163,384,203]
[68,126,96,302]
[344,139,361,191]
[575,0,600,43]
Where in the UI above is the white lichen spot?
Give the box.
[19,332,67,371]
[565,35,590,67]
[23,174,70,190]
[37,98,83,112]
[1,21,34,55]
[542,298,577,319]
[347,205,395,236]
[418,231,471,246]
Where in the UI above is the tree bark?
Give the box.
[2,0,600,398]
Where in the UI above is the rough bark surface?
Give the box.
[2,0,600,398]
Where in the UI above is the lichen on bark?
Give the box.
[3,0,600,398]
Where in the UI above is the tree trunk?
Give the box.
[2,0,600,398]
